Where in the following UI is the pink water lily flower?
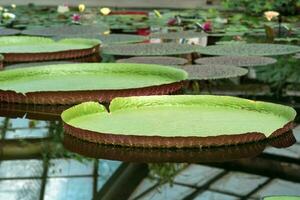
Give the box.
[203,21,212,32]
[72,14,81,22]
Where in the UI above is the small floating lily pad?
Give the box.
[0,63,187,104]
[150,31,207,39]
[117,56,188,65]
[197,43,300,56]
[62,95,296,148]
[195,56,277,67]
[22,24,110,37]
[99,34,148,45]
[0,36,100,62]
[0,28,21,36]
[175,64,248,80]
[102,43,200,56]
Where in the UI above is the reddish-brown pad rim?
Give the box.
[63,120,294,149]
[0,81,184,105]
[2,45,100,63]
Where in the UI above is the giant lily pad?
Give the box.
[0,63,187,104]
[175,64,248,80]
[22,24,110,37]
[197,43,300,56]
[99,34,148,45]
[117,56,188,65]
[102,43,200,56]
[0,28,21,36]
[62,95,296,148]
[0,36,100,62]
[150,31,207,39]
[56,34,148,45]
[195,56,277,67]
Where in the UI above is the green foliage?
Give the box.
[255,55,300,91]
[148,163,186,185]
[222,0,300,15]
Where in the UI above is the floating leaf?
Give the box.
[0,63,187,104]
[117,56,188,65]
[22,24,110,37]
[175,64,248,80]
[197,43,300,56]
[0,28,21,36]
[102,43,200,56]
[62,95,296,148]
[0,36,100,53]
[150,31,207,39]
[195,56,277,67]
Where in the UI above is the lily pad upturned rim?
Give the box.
[62,95,296,148]
[0,36,100,62]
[197,43,300,56]
[175,64,248,80]
[102,43,200,56]
[117,56,188,65]
[0,63,187,104]
[63,131,296,162]
[195,56,277,67]
[150,31,207,40]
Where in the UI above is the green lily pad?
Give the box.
[56,34,148,45]
[0,36,100,53]
[150,31,207,39]
[117,56,188,65]
[99,34,147,45]
[263,196,300,200]
[62,95,296,148]
[0,28,21,36]
[195,56,277,67]
[0,63,187,104]
[197,43,300,56]
[102,43,200,56]
[175,64,248,80]
[22,24,110,37]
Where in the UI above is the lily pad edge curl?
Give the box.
[62,95,296,148]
